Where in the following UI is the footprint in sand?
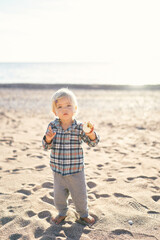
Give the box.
[128,201,148,213]
[8,209,14,213]
[33,185,41,192]
[18,218,30,227]
[93,171,101,175]
[42,182,53,189]
[111,229,133,237]
[127,175,157,181]
[96,193,110,198]
[113,192,148,212]
[147,211,160,219]
[34,227,45,238]
[96,164,104,171]
[104,162,109,165]
[93,148,101,152]
[127,177,134,181]
[9,234,23,240]
[41,195,53,205]
[122,166,136,169]
[91,190,110,199]
[12,168,21,174]
[152,195,160,202]
[0,137,13,146]
[26,210,36,217]
[105,177,116,182]
[97,164,104,168]
[114,193,131,198]
[5,157,17,161]
[0,216,15,226]
[49,192,54,197]
[87,181,97,189]
[139,175,157,180]
[17,189,32,196]
[7,206,15,213]
[21,147,29,151]
[36,155,43,159]
[28,183,35,187]
[151,186,160,191]
[35,164,47,171]
[38,210,51,219]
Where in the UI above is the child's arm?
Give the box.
[42,125,56,150]
[81,122,99,147]
[85,131,96,141]
[81,130,99,147]
[45,126,56,143]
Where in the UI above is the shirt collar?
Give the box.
[54,118,77,131]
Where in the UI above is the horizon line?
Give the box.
[0,83,160,91]
[0,61,111,64]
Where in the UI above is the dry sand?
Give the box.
[0,87,160,240]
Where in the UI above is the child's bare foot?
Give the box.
[80,215,95,225]
[51,215,66,225]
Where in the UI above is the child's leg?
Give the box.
[67,170,89,218]
[53,172,69,217]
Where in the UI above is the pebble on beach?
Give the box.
[128,220,133,225]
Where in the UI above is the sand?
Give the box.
[0,86,160,240]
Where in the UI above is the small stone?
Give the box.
[128,220,133,225]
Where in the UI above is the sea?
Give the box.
[0,62,160,88]
[0,62,113,85]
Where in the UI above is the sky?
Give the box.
[0,0,160,84]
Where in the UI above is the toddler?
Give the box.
[42,88,99,225]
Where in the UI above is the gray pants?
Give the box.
[53,170,88,218]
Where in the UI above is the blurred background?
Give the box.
[0,0,160,86]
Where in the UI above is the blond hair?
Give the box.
[51,88,78,115]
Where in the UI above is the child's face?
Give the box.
[54,96,76,121]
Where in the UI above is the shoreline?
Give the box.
[1,83,160,90]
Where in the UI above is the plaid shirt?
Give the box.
[42,118,99,176]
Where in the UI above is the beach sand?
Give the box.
[0,86,160,240]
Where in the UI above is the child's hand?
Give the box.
[45,126,56,143]
[83,121,96,140]
[83,121,94,134]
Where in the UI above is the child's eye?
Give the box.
[57,106,62,109]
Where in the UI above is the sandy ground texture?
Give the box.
[0,87,160,240]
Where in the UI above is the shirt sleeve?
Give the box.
[42,137,53,150]
[81,131,100,147]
